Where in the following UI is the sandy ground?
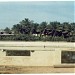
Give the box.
[0,65,75,74]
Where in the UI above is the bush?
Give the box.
[0,34,75,42]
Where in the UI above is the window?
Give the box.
[61,51,75,63]
[6,50,30,56]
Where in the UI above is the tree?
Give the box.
[19,18,33,34]
[38,22,47,33]
[12,18,33,35]
[4,27,11,34]
[50,21,60,30]
[12,24,22,34]
[1,18,75,42]
[31,23,39,34]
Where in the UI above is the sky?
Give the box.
[0,1,74,29]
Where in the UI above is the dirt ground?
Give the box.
[0,65,75,74]
[0,41,75,74]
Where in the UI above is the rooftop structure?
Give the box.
[0,29,14,36]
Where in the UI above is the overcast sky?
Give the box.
[0,1,74,29]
